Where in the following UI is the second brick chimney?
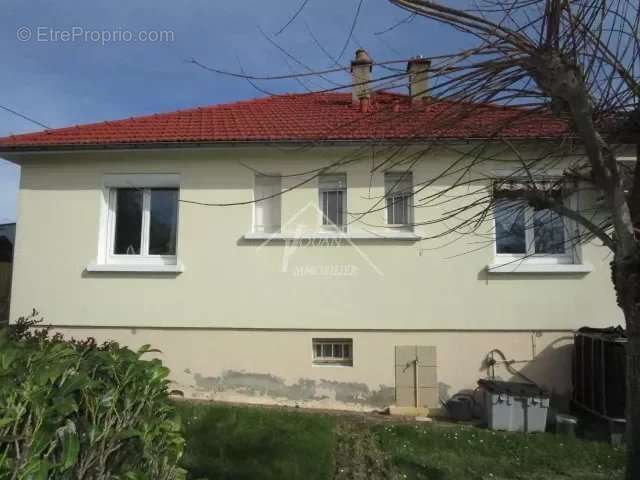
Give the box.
[407,56,431,103]
[351,49,373,104]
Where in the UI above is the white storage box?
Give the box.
[478,379,550,433]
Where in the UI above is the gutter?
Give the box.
[0,136,573,156]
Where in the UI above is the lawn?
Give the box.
[373,423,624,480]
[176,402,336,480]
[176,402,625,480]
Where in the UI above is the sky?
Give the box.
[0,0,472,223]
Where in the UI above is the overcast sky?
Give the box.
[0,0,471,223]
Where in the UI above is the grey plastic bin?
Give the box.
[478,379,550,432]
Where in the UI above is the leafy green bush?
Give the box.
[0,313,185,479]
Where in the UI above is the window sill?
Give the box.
[487,262,593,274]
[312,362,354,368]
[86,262,184,273]
[243,232,420,241]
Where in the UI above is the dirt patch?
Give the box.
[334,418,394,480]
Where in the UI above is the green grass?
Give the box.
[175,402,625,480]
[372,423,625,480]
[176,402,336,480]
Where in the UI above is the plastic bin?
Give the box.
[478,379,550,432]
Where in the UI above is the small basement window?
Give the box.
[312,338,353,366]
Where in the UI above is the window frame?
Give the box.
[312,338,353,366]
[384,171,414,229]
[253,174,282,234]
[494,199,574,265]
[491,169,581,266]
[97,174,180,267]
[318,174,347,232]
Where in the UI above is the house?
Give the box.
[0,223,15,323]
[0,50,624,412]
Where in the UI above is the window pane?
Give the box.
[322,343,332,357]
[149,189,179,255]
[314,344,322,358]
[387,195,410,224]
[534,209,565,254]
[114,189,143,255]
[320,174,346,228]
[385,173,413,225]
[495,200,526,254]
[336,191,344,225]
[255,175,282,233]
[333,344,343,358]
[393,197,404,224]
[322,191,344,226]
[343,344,351,359]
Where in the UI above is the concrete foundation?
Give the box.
[54,327,574,412]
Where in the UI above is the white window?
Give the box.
[254,174,282,233]
[319,174,346,231]
[97,174,180,268]
[494,199,573,264]
[312,338,353,366]
[385,172,413,227]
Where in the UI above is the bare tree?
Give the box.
[385,0,639,476]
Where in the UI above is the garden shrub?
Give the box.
[0,312,185,479]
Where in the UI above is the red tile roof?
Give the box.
[0,92,568,151]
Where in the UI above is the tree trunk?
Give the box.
[626,329,640,480]
[614,254,640,480]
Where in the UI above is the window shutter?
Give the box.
[319,174,346,191]
[493,178,565,198]
[385,172,413,195]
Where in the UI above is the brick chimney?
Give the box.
[407,56,431,103]
[351,49,373,104]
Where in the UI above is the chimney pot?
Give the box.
[359,96,371,113]
[351,49,373,104]
[407,56,431,103]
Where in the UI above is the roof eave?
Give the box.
[0,136,571,156]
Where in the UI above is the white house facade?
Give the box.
[0,52,625,412]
